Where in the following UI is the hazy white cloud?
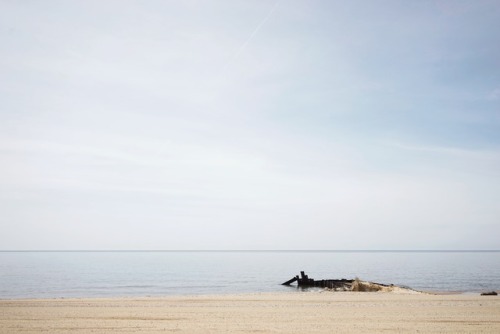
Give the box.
[488,88,500,100]
[1,0,500,250]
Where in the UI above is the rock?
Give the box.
[480,291,498,296]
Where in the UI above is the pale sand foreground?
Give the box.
[1,292,499,333]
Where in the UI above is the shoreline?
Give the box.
[0,285,492,301]
[1,291,499,333]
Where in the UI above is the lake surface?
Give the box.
[0,251,499,299]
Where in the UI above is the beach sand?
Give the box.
[1,291,499,333]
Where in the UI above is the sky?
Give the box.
[1,0,499,250]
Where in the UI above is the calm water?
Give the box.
[0,251,499,299]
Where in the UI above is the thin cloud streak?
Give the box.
[385,142,500,162]
[222,0,280,72]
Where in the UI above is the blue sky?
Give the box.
[1,0,499,250]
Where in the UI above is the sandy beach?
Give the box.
[1,291,499,333]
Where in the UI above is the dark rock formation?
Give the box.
[480,291,498,296]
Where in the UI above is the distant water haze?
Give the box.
[1,251,499,299]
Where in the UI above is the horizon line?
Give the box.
[1,249,499,253]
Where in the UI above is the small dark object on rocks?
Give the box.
[480,291,498,296]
